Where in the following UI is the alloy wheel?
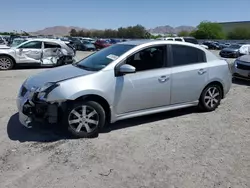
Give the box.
[68,105,99,133]
[204,87,220,108]
[0,57,12,70]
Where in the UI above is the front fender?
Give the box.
[47,87,112,105]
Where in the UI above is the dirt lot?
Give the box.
[0,51,250,188]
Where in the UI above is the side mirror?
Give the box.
[116,64,136,76]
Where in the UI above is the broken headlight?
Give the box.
[37,82,59,100]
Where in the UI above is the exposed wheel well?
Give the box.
[0,54,16,65]
[202,81,224,98]
[74,94,111,123]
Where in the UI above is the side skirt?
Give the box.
[111,101,199,123]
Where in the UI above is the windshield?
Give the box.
[229,44,241,49]
[10,39,27,47]
[74,44,135,71]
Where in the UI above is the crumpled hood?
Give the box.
[237,55,250,63]
[222,48,239,52]
[25,64,94,89]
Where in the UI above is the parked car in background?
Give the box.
[219,44,250,58]
[219,44,241,58]
[159,37,208,49]
[202,41,221,50]
[82,38,96,44]
[16,40,232,138]
[0,39,76,70]
[94,39,112,49]
[232,55,250,80]
[67,37,83,50]
[217,42,231,49]
[80,40,96,51]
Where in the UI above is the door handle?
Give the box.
[158,76,169,83]
[198,69,207,75]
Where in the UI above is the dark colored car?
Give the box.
[94,39,112,49]
[232,55,250,80]
[202,41,221,50]
[219,44,242,58]
[109,39,122,44]
[182,37,199,44]
[67,37,85,50]
[81,40,96,51]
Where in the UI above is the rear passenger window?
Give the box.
[166,39,173,41]
[174,38,182,41]
[172,45,206,66]
[44,42,61,48]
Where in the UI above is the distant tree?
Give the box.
[69,29,78,37]
[178,31,190,37]
[227,27,250,39]
[191,21,225,39]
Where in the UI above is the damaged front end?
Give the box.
[17,83,66,128]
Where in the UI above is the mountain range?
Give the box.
[30,25,196,36]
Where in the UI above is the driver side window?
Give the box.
[19,41,42,49]
[125,46,165,72]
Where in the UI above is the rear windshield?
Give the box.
[229,44,241,49]
[184,38,199,44]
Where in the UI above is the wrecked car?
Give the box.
[17,40,231,138]
[0,39,76,70]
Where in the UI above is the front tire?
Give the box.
[64,101,106,138]
[199,84,223,112]
[0,56,14,70]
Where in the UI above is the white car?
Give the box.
[158,36,209,49]
[0,39,76,70]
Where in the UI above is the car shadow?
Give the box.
[102,106,198,133]
[233,78,250,86]
[7,107,198,142]
[7,113,73,143]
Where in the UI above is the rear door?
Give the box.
[169,44,208,104]
[16,41,42,64]
[42,42,62,65]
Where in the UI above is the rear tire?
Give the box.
[64,101,106,138]
[199,84,223,112]
[0,55,14,70]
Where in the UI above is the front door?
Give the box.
[16,41,42,64]
[114,45,171,115]
[170,44,208,104]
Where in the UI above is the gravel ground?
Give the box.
[0,51,250,188]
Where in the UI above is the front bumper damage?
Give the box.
[17,88,64,128]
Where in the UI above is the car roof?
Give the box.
[26,38,66,44]
[120,39,200,48]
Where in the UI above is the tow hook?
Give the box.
[24,117,33,128]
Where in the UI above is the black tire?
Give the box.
[64,101,106,138]
[199,84,223,112]
[0,55,14,70]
